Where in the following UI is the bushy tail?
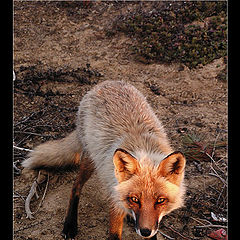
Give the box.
[22,130,82,170]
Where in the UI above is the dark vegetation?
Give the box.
[108,1,227,68]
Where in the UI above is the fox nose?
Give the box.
[140,228,152,237]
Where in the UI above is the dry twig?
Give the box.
[206,152,227,186]
[15,131,51,137]
[13,145,33,152]
[163,224,192,240]
[13,160,22,175]
[158,230,175,240]
[13,191,26,202]
[195,224,227,229]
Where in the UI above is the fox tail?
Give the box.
[21,130,82,170]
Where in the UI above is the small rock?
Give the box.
[149,85,161,95]
[195,122,204,128]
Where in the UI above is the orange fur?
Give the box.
[113,150,186,238]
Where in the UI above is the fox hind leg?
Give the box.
[62,153,94,239]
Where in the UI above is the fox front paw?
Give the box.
[61,232,75,240]
[61,231,77,240]
[62,220,78,240]
[150,234,157,240]
[108,233,121,240]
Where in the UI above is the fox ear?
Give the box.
[113,149,140,183]
[157,151,186,186]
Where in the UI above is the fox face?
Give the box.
[113,149,186,238]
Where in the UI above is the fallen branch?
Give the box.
[25,179,38,219]
[25,171,48,219]
[32,172,49,215]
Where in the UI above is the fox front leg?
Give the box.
[108,208,126,240]
[62,154,94,239]
[150,234,157,240]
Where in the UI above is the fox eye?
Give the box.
[156,198,166,205]
[130,196,139,204]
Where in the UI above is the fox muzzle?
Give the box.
[131,210,159,239]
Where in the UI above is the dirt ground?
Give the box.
[13,2,227,240]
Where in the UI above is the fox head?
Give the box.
[113,149,186,238]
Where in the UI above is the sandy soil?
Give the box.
[13,2,227,240]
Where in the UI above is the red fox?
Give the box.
[22,81,186,240]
